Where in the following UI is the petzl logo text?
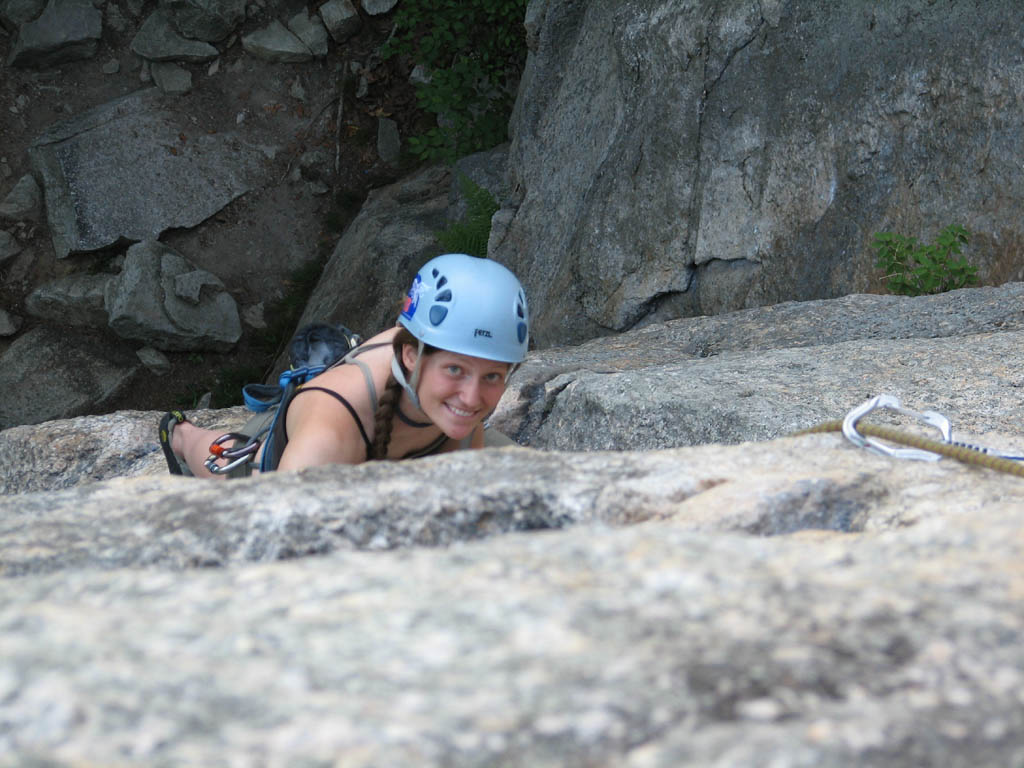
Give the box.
[474,329,492,338]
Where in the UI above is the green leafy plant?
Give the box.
[435,174,499,257]
[873,224,978,296]
[382,0,528,162]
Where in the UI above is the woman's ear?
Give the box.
[401,343,419,371]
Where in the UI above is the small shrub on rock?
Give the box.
[873,224,978,296]
[435,174,498,257]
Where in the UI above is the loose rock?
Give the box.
[0,173,42,223]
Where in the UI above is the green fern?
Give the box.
[435,174,499,257]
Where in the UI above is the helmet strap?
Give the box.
[391,340,425,412]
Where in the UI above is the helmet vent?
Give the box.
[436,289,452,302]
[429,306,448,326]
[517,322,527,344]
[437,276,448,288]
[432,268,440,278]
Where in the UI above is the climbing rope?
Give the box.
[791,394,1024,478]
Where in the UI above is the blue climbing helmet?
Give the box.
[397,253,529,363]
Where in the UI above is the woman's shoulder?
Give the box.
[281,327,398,456]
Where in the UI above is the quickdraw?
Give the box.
[794,394,1024,477]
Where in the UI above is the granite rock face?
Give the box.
[494,0,1024,345]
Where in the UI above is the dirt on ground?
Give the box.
[0,2,433,413]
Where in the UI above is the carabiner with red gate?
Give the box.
[203,432,261,475]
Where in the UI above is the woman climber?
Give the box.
[158,253,529,477]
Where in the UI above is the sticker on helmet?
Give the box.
[401,275,424,319]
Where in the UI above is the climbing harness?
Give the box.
[203,323,362,476]
[793,394,1024,477]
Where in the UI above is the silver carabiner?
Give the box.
[203,432,260,475]
[841,394,952,461]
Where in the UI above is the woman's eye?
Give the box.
[484,373,503,383]
[446,365,462,376]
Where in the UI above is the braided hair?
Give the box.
[370,328,437,460]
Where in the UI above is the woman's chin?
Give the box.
[440,421,478,441]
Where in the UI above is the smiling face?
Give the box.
[402,344,510,440]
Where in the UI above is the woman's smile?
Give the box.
[444,401,477,419]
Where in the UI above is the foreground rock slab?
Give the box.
[0,440,1022,766]
[0,408,241,494]
[2,436,1024,574]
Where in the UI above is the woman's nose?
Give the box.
[459,377,483,407]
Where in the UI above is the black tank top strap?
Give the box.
[286,386,373,457]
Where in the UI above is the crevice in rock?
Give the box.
[687,12,769,313]
[514,372,577,444]
[741,477,887,536]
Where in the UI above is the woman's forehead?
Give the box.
[433,349,509,370]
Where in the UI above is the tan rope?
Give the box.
[790,420,1024,478]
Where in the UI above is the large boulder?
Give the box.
[5,0,101,68]
[28,87,263,258]
[494,0,1024,346]
[105,239,242,351]
[159,0,245,42]
[0,326,140,430]
[241,19,314,63]
[129,9,219,62]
